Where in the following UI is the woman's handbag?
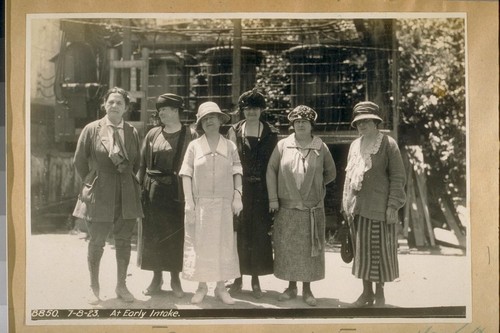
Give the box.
[339,222,354,264]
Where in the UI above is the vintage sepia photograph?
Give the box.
[26,13,470,325]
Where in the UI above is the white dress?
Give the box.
[179,135,242,281]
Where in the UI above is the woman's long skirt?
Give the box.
[237,181,274,276]
[272,207,325,282]
[350,215,399,282]
[139,181,184,272]
[182,198,240,282]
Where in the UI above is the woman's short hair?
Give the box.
[102,87,131,106]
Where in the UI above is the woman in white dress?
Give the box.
[179,102,243,305]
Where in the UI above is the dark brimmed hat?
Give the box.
[351,101,383,127]
[156,93,184,111]
[287,105,318,125]
[238,88,266,111]
[196,102,230,128]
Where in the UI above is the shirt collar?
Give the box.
[105,116,124,129]
[199,134,228,157]
[284,134,323,150]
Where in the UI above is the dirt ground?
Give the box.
[25,229,468,315]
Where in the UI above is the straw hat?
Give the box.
[351,101,383,127]
[196,102,230,127]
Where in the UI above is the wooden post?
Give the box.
[121,19,131,91]
[401,147,411,238]
[108,48,118,88]
[414,171,436,246]
[140,47,150,127]
[232,19,242,109]
[391,19,400,141]
[438,197,466,248]
[408,170,426,247]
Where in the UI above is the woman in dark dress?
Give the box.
[227,89,278,298]
[137,93,196,298]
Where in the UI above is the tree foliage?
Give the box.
[397,18,466,199]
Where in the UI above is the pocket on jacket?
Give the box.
[80,171,98,204]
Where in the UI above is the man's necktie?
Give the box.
[109,126,128,169]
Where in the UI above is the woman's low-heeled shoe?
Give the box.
[374,295,386,307]
[142,278,163,296]
[215,287,236,305]
[303,290,317,306]
[228,281,242,295]
[351,293,375,307]
[190,286,208,304]
[170,280,185,298]
[278,287,298,301]
[252,284,264,299]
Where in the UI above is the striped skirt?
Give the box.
[350,215,399,283]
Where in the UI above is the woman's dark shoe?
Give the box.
[351,293,374,307]
[374,295,386,307]
[374,284,385,307]
[228,277,243,295]
[252,283,264,299]
[278,287,298,301]
[170,278,184,298]
[142,277,163,296]
[303,290,317,306]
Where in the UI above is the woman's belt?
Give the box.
[243,175,262,183]
[146,169,176,185]
[279,199,323,257]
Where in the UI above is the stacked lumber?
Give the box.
[401,146,466,249]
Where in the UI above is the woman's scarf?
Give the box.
[343,132,383,219]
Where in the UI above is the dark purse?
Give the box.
[339,221,354,264]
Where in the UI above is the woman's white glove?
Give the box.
[232,191,243,216]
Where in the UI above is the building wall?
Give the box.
[30,19,61,104]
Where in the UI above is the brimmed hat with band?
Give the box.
[287,105,318,125]
[156,93,184,111]
[351,101,383,128]
[196,102,231,130]
[238,88,266,111]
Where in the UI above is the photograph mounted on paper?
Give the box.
[26,13,470,324]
